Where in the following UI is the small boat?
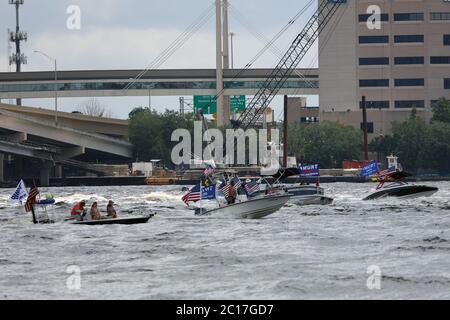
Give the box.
[259,167,334,206]
[363,171,438,200]
[285,185,334,205]
[197,194,291,219]
[71,215,153,226]
[182,169,290,219]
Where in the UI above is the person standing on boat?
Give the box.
[227,181,237,205]
[71,201,87,221]
[90,202,102,221]
[106,200,118,219]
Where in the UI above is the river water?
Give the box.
[0,182,449,300]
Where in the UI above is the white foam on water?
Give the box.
[0,182,449,300]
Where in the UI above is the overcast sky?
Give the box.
[0,0,319,119]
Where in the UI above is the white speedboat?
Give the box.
[197,194,291,219]
[363,171,438,200]
[258,168,334,206]
[285,185,334,205]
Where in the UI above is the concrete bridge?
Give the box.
[0,68,319,99]
[0,103,133,185]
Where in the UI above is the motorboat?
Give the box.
[363,171,438,200]
[258,167,334,206]
[182,171,291,219]
[284,185,334,205]
[71,215,153,226]
[196,194,291,219]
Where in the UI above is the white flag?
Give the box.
[10,180,29,203]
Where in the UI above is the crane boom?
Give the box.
[235,0,343,130]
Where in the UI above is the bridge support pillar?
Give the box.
[40,161,53,187]
[55,165,63,179]
[0,154,4,182]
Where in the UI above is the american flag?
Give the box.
[245,180,260,195]
[231,177,242,189]
[203,165,215,177]
[182,184,201,205]
[220,181,231,198]
[377,167,396,181]
[24,186,39,212]
[219,178,242,197]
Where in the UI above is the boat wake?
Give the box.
[145,192,183,202]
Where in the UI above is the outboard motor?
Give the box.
[194,208,208,216]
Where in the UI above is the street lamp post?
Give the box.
[34,50,58,126]
[229,32,235,69]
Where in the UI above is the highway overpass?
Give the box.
[0,104,132,158]
[0,103,129,139]
[0,103,133,185]
[0,68,319,99]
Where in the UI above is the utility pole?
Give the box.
[180,97,184,115]
[230,32,235,69]
[362,96,369,161]
[34,51,58,126]
[9,0,27,106]
[283,95,289,168]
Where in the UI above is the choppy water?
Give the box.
[0,182,449,300]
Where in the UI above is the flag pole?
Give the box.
[199,179,203,214]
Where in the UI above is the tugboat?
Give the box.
[363,155,439,200]
[144,160,182,186]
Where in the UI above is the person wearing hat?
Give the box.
[71,200,87,221]
[106,200,117,219]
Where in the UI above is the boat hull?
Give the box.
[363,185,438,200]
[202,195,291,219]
[291,195,334,206]
[72,216,152,226]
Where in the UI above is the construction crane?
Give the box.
[233,0,344,130]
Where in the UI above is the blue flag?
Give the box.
[299,164,320,177]
[361,160,379,177]
[201,185,216,200]
[10,180,29,203]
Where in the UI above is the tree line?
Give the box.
[370,97,450,175]
[128,107,195,168]
[129,97,450,174]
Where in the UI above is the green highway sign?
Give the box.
[230,95,246,113]
[194,96,217,114]
[194,95,246,115]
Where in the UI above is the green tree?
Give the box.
[369,135,398,160]
[418,121,450,174]
[128,108,195,168]
[432,97,450,123]
[390,116,428,173]
[288,121,362,168]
